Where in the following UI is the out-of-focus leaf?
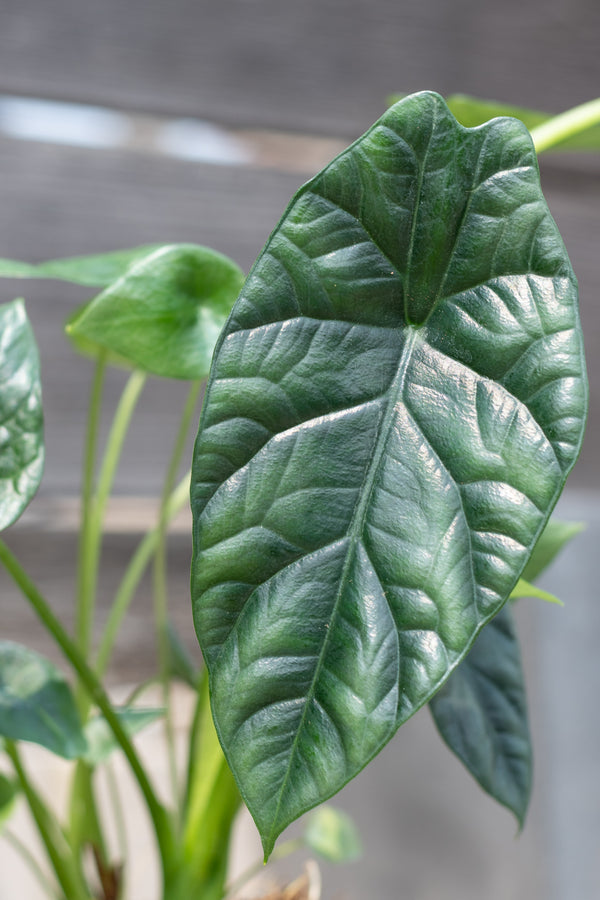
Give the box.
[388,93,600,151]
[166,621,200,688]
[67,244,244,379]
[82,707,164,765]
[430,606,532,826]
[191,91,587,855]
[0,642,86,759]
[510,578,563,605]
[0,773,18,831]
[64,305,133,368]
[522,519,584,582]
[0,300,44,530]
[303,806,361,862]
[0,245,163,287]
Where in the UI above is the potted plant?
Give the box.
[0,90,595,898]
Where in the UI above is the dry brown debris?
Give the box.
[251,860,322,900]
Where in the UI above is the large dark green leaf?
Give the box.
[0,300,44,530]
[190,91,587,855]
[67,244,244,379]
[429,606,531,825]
[0,245,163,287]
[0,641,86,759]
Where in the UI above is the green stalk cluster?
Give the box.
[0,366,242,900]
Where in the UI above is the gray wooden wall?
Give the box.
[0,0,598,493]
[1,0,599,135]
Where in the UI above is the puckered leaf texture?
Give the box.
[190,91,587,855]
[0,300,44,530]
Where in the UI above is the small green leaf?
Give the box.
[510,578,563,605]
[0,245,164,287]
[0,773,18,831]
[429,606,532,827]
[0,300,44,530]
[303,806,361,862]
[64,305,133,368]
[441,94,550,132]
[522,519,584,582]
[82,707,164,765]
[67,244,244,380]
[0,642,86,759]
[191,91,587,856]
[388,93,600,151]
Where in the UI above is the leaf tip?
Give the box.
[513,802,528,835]
[261,841,274,865]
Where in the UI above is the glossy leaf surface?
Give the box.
[191,92,587,854]
[429,606,531,825]
[0,245,163,287]
[0,300,44,530]
[67,244,245,379]
[0,642,86,759]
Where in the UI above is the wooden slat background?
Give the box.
[1,0,599,134]
[0,8,598,897]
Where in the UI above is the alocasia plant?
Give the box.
[0,89,593,898]
[190,91,588,855]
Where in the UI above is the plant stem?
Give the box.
[69,369,148,882]
[76,368,147,712]
[94,471,191,679]
[183,667,207,816]
[75,353,106,660]
[94,369,147,531]
[531,97,600,153]
[181,673,241,895]
[0,541,176,876]
[104,758,129,865]
[68,761,109,878]
[5,741,90,900]
[153,380,201,808]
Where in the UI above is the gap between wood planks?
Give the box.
[0,94,347,176]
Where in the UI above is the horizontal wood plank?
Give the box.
[0,0,599,135]
[0,139,597,494]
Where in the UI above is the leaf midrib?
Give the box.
[403,108,436,322]
[266,327,420,848]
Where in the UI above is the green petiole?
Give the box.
[531,97,600,153]
[0,541,177,884]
